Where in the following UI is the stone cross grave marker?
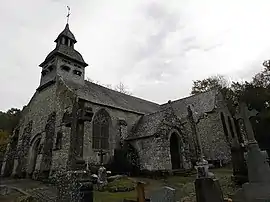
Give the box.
[187,105,203,162]
[235,102,258,142]
[230,103,249,184]
[233,103,270,202]
[149,186,176,202]
[98,149,107,165]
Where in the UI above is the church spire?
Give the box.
[38,15,88,89]
[54,23,77,47]
[40,22,87,68]
[54,6,76,47]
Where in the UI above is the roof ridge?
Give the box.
[160,89,217,106]
[85,80,160,106]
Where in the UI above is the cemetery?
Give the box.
[1,7,270,202]
[1,100,270,202]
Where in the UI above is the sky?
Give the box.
[1,0,270,111]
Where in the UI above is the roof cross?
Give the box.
[66,6,71,24]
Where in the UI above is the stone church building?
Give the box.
[1,23,234,179]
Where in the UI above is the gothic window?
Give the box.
[54,131,63,150]
[92,109,110,150]
[220,112,229,141]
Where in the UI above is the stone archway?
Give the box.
[28,134,41,178]
[170,132,182,170]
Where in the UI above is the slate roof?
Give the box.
[40,24,87,67]
[65,80,161,114]
[54,23,77,43]
[160,89,218,120]
[127,110,167,140]
[40,44,87,66]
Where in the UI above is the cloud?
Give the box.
[1,0,270,111]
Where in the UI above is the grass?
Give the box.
[94,168,238,202]
[0,168,237,202]
[94,190,137,202]
[106,177,136,192]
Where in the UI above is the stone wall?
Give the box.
[129,107,192,171]
[82,102,142,166]
[49,77,77,173]
[196,111,231,163]
[56,58,85,85]
[196,91,232,163]
[9,83,58,177]
[131,129,192,171]
[132,136,171,171]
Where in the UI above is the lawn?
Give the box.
[94,168,238,202]
[0,168,237,202]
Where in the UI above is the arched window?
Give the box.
[220,112,229,141]
[92,109,110,149]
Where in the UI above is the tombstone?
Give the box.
[149,186,176,202]
[195,178,224,202]
[194,152,224,202]
[232,103,249,184]
[98,166,108,185]
[230,139,248,185]
[78,179,93,202]
[232,103,270,202]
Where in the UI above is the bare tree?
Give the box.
[114,82,132,95]
[86,78,132,95]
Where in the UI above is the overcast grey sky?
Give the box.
[1,0,270,111]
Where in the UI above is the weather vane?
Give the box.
[66,6,71,24]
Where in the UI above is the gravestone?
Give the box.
[97,166,107,183]
[149,186,176,202]
[193,143,224,202]
[195,178,224,202]
[232,103,270,202]
[232,103,249,184]
[78,179,93,202]
[96,149,108,189]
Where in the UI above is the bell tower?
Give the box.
[38,23,88,89]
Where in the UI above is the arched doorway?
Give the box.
[170,132,182,169]
[28,135,41,178]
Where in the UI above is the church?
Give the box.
[1,23,233,179]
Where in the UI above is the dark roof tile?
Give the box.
[65,80,161,114]
[161,89,217,119]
